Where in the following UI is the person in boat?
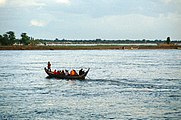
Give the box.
[57,70,61,75]
[54,69,57,74]
[65,70,69,76]
[79,68,85,75]
[70,69,78,76]
[47,61,51,71]
[61,70,65,75]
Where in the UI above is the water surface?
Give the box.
[0,50,181,119]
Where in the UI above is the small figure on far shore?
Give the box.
[47,61,51,71]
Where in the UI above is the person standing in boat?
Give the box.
[47,61,51,71]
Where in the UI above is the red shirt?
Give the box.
[48,63,51,69]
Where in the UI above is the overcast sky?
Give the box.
[0,0,181,40]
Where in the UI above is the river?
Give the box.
[0,50,181,119]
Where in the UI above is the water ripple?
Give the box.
[0,50,181,119]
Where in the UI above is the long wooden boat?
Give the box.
[44,67,90,80]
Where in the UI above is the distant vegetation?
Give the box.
[44,38,181,44]
[0,31,39,46]
[0,31,16,46]
[0,31,181,46]
[166,37,171,44]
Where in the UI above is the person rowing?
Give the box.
[79,68,85,75]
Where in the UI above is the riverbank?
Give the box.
[0,45,181,50]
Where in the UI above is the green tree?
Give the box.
[0,31,16,45]
[3,34,9,45]
[21,33,30,45]
[6,31,16,45]
[0,35,3,45]
[29,37,40,46]
[166,37,171,44]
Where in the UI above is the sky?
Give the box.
[0,0,181,40]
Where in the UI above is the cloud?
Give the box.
[0,0,181,39]
[56,0,71,5]
[55,12,180,39]
[50,0,181,18]
[52,1,164,17]
[0,0,6,6]
[9,0,46,7]
[30,20,47,27]
[161,0,173,4]
[159,0,181,4]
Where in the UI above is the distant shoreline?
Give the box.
[0,45,181,50]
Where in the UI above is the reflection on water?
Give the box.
[0,50,181,119]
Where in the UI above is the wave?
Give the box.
[84,78,181,91]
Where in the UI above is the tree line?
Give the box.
[0,31,39,46]
[42,38,180,44]
[1,31,180,46]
